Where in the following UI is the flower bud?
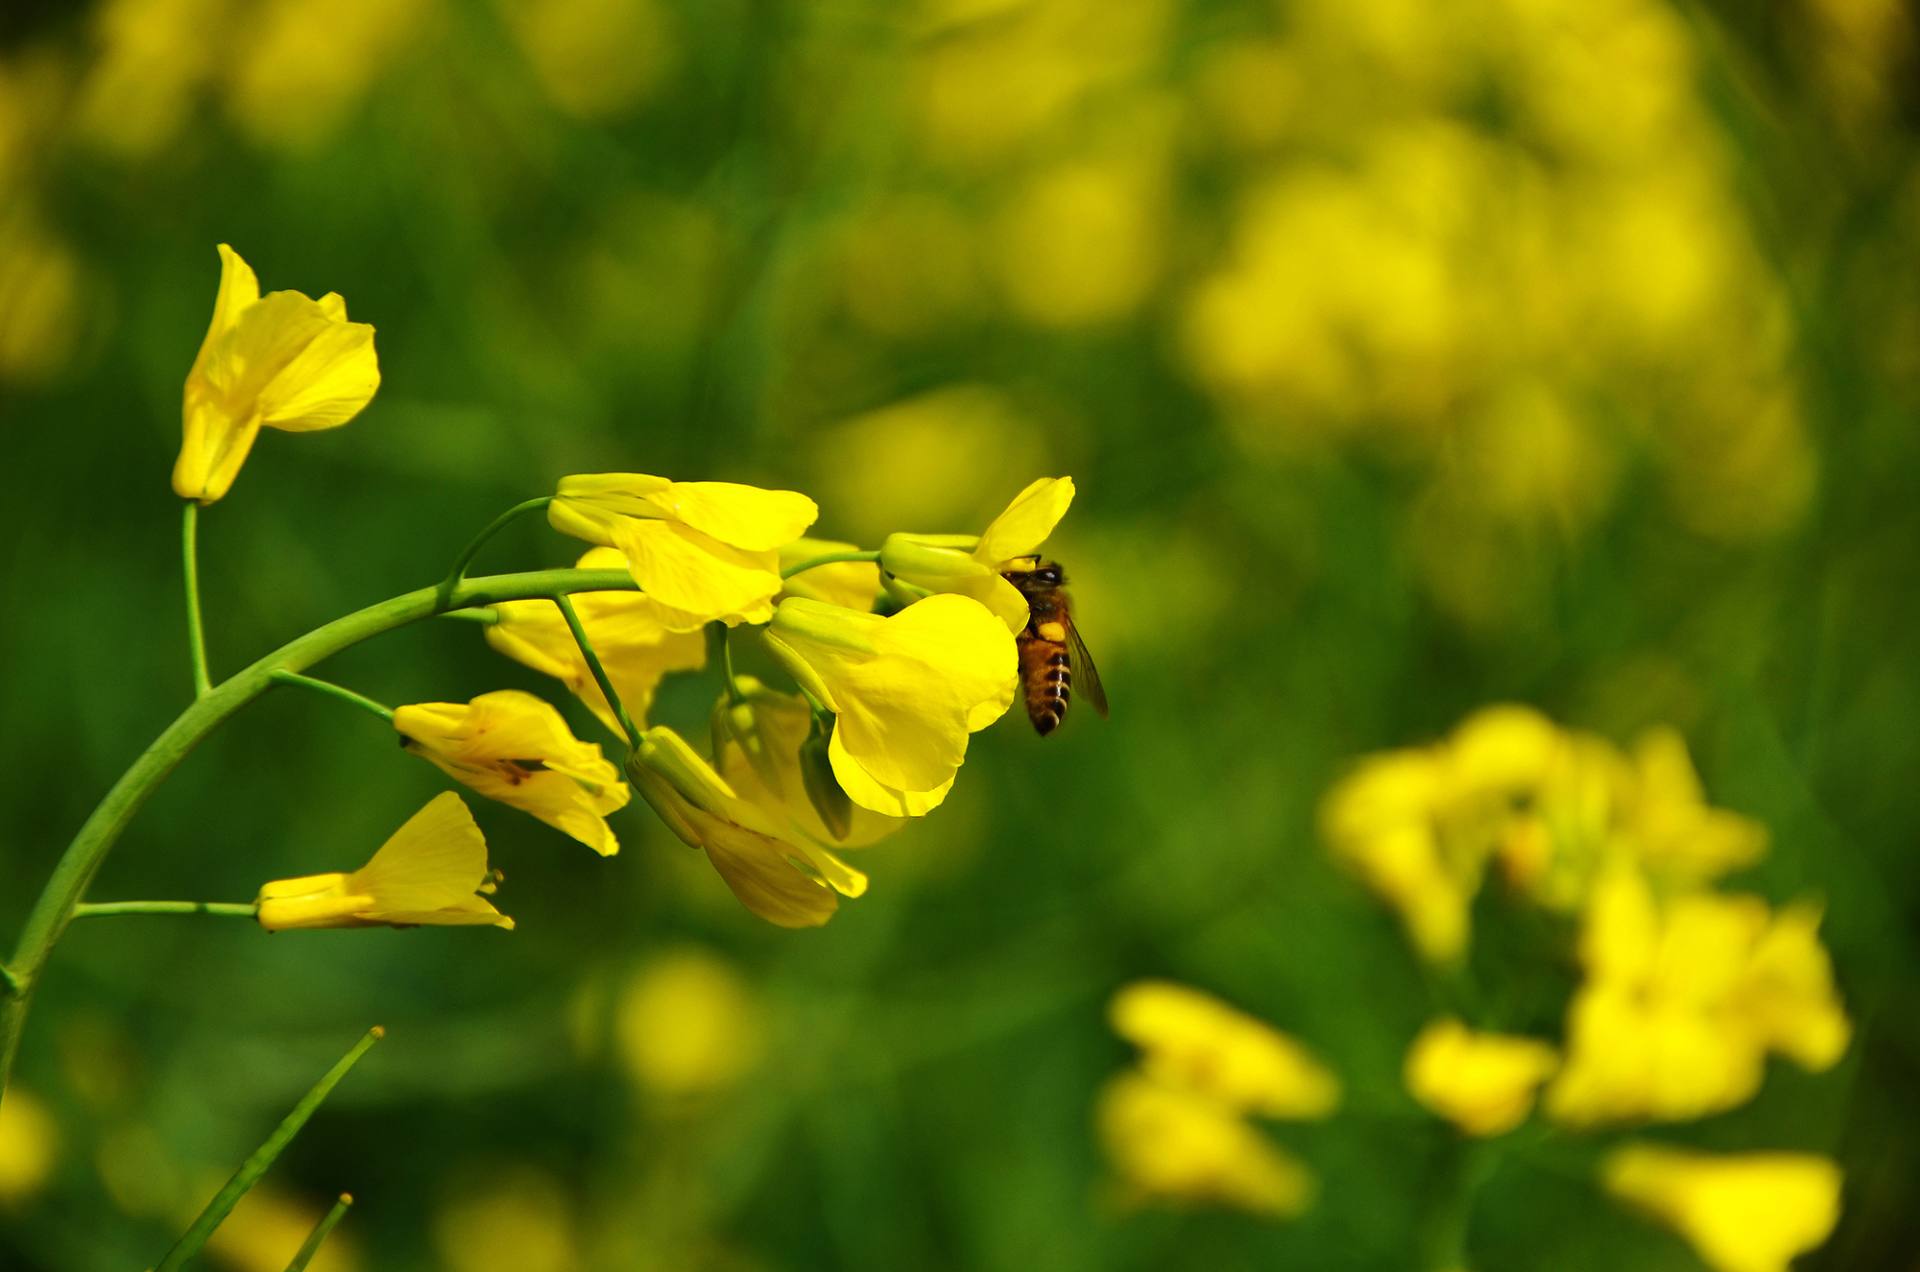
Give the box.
[799,719,853,841]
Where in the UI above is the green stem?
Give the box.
[270,671,395,723]
[1418,1137,1495,1272]
[156,1028,383,1272]
[552,593,640,750]
[183,502,212,699]
[0,566,636,1105]
[437,606,501,626]
[285,1193,354,1272]
[707,621,745,707]
[71,900,256,920]
[435,497,553,608]
[780,549,879,580]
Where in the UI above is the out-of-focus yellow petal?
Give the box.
[1602,1144,1842,1272]
[974,475,1075,564]
[616,947,763,1099]
[1403,1018,1557,1136]
[1110,981,1341,1120]
[0,1088,59,1203]
[1098,1072,1316,1219]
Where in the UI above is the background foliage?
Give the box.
[2,0,1917,1267]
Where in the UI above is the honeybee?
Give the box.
[1001,556,1108,736]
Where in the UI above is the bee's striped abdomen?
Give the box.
[1019,632,1071,736]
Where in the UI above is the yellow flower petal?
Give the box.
[1098,1072,1315,1219]
[395,691,628,856]
[974,475,1075,564]
[637,480,819,552]
[1404,1018,1557,1137]
[1110,980,1342,1120]
[611,517,782,623]
[1602,1145,1842,1272]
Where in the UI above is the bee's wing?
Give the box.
[1065,619,1109,719]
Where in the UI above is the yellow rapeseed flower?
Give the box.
[1097,1072,1315,1219]
[1319,747,1474,963]
[254,792,512,932]
[1403,1018,1558,1137]
[0,1087,58,1203]
[879,476,1076,631]
[711,678,905,849]
[1546,866,1849,1126]
[1624,727,1768,885]
[764,595,1017,816]
[1602,1144,1842,1272]
[627,726,866,928]
[484,547,707,735]
[1109,981,1341,1119]
[548,473,818,626]
[395,690,629,856]
[175,244,379,504]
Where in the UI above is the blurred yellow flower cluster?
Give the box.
[1098,981,1338,1218]
[1179,0,1818,614]
[1317,705,1848,1268]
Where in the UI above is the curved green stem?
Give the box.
[437,606,501,626]
[270,671,395,723]
[183,502,212,698]
[72,901,256,920]
[286,1194,354,1272]
[435,497,554,608]
[707,621,745,707]
[780,549,879,580]
[0,566,636,1104]
[552,593,640,751]
[156,1028,383,1272]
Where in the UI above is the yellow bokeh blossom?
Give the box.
[879,476,1076,632]
[395,690,628,856]
[1623,727,1768,886]
[1109,981,1340,1120]
[548,473,818,626]
[432,1169,576,1272]
[778,537,882,613]
[0,1087,58,1204]
[1097,1072,1314,1219]
[764,595,1017,816]
[615,946,763,1099]
[484,548,707,734]
[1403,1018,1557,1137]
[254,792,512,932]
[1546,866,1849,1126]
[712,678,904,850]
[627,725,865,928]
[174,244,380,504]
[1319,747,1473,963]
[1602,1144,1842,1272]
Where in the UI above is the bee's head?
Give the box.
[1031,563,1065,587]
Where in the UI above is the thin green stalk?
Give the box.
[435,496,553,608]
[707,621,745,707]
[0,566,636,1105]
[156,1028,383,1272]
[270,671,395,723]
[437,606,501,625]
[71,901,256,920]
[552,593,640,750]
[780,549,879,580]
[183,502,212,698]
[285,1193,354,1272]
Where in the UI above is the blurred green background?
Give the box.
[2,0,1918,1267]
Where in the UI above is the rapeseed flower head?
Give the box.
[1601,1144,1842,1272]
[764,595,1017,817]
[879,476,1075,631]
[627,725,865,928]
[1109,981,1340,1119]
[1097,1072,1314,1219]
[175,244,379,504]
[484,547,706,735]
[254,793,511,932]
[548,473,817,625]
[395,690,628,857]
[1403,1018,1558,1137]
[1546,866,1849,1126]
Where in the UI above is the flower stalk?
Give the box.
[552,592,640,750]
[71,901,257,920]
[271,671,395,723]
[780,549,879,580]
[435,496,554,608]
[182,502,212,698]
